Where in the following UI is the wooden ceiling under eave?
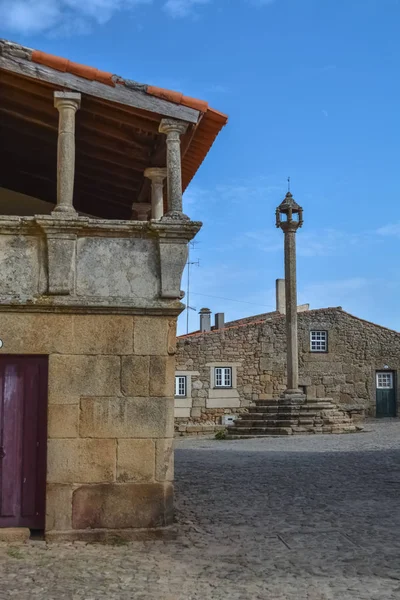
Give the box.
[0,69,194,219]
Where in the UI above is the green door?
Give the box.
[376,371,396,417]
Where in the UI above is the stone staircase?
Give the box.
[226,398,360,438]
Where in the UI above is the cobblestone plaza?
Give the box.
[1,421,400,599]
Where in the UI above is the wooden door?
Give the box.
[0,357,48,529]
[376,371,396,418]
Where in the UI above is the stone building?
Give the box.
[175,280,400,434]
[0,39,227,540]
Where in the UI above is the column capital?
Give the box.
[131,202,151,221]
[144,167,167,182]
[159,118,188,136]
[54,91,81,111]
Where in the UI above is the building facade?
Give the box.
[0,39,227,540]
[175,286,400,435]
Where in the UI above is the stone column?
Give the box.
[131,203,151,221]
[144,168,167,220]
[158,119,188,221]
[53,92,81,215]
[284,225,299,393]
[276,191,304,399]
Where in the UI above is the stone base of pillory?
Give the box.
[226,396,361,438]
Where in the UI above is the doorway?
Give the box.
[0,356,48,529]
[376,371,396,418]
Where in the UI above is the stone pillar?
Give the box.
[144,168,167,220]
[53,92,81,215]
[131,203,151,221]
[276,278,286,314]
[158,119,188,221]
[276,192,304,399]
[284,226,299,393]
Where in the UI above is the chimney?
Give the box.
[276,279,286,314]
[199,308,212,332]
[214,312,225,330]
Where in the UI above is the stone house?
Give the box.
[0,39,227,540]
[175,281,400,434]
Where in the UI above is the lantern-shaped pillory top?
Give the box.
[275,192,304,230]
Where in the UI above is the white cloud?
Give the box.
[248,0,275,5]
[0,0,151,35]
[239,228,364,258]
[298,278,372,311]
[0,0,278,34]
[376,223,400,237]
[164,0,210,18]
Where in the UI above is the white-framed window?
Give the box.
[310,330,328,352]
[376,372,393,389]
[175,375,187,397]
[214,367,232,388]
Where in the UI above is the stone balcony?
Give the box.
[0,215,200,314]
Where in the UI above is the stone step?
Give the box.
[224,434,284,439]
[227,426,293,436]
[247,405,301,413]
[233,419,300,428]
[240,412,301,421]
[226,396,358,437]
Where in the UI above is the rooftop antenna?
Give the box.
[186,241,200,334]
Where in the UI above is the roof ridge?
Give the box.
[338,309,400,335]
[178,307,342,339]
[179,306,400,339]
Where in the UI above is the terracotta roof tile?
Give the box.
[31,50,115,86]
[146,86,209,113]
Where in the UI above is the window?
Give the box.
[175,375,187,397]
[376,372,393,389]
[214,367,232,388]
[310,330,328,352]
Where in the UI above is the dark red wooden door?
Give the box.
[0,357,48,529]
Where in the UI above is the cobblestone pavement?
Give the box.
[1,420,400,599]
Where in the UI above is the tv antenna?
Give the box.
[186,241,200,334]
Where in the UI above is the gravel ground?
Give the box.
[1,420,400,599]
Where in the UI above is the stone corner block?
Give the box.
[155,439,174,482]
[48,404,79,438]
[79,396,174,439]
[46,484,73,532]
[117,439,155,483]
[47,439,116,484]
[134,317,169,355]
[72,482,174,529]
[72,315,134,355]
[48,354,121,404]
[121,355,150,397]
[149,355,175,397]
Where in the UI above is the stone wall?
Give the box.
[0,214,200,539]
[175,308,400,431]
[0,312,175,539]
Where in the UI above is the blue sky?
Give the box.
[1,0,400,334]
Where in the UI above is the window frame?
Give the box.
[310,330,328,353]
[175,375,187,397]
[214,367,233,389]
[376,372,393,390]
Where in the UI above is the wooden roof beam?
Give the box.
[0,54,200,123]
[0,71,162,133]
